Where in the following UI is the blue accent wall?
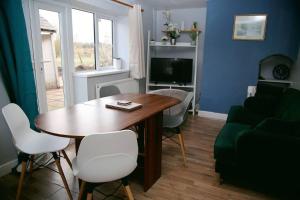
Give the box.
[200,0,300,113]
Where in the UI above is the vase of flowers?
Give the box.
[167,23,180,45]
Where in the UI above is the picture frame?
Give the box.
[233,14,267,41]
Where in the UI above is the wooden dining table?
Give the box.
[35,93,180,192]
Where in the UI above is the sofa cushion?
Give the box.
[255,118,300,137]
[276,88,300,121]
[214,123,251,163]
[227,106,266,126]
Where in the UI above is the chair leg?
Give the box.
[16,161,27,200]
[177,133,187,166]
[122,178,134,200]
[61,150,72,169]
[52,152,73,200]
[86,192,93,200]
[180,132,186,151]
[123,185,134,200]
[29,155,35,175]
[78,181,86,200]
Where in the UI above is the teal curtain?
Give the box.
[0,0,39,128]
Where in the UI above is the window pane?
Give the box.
[72,9,95,71]
[98,19,113,67]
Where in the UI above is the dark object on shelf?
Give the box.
[214,86,300,189]
[150,58,193,85]
[272,64,290,80]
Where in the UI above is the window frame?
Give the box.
[71,7,116,72]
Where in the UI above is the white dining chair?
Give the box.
[72,130,138,200]
[2,103,73,200]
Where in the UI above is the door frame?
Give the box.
[28,0,73,113]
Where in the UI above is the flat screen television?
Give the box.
[150,58,193,85]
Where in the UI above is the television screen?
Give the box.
[150,58,193,84]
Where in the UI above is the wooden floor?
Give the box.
[0,116,275,200]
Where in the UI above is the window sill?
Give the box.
[73,69,129,78]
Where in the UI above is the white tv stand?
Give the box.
[146,31,200,115]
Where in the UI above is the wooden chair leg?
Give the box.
[61,150,72,169]
[122,178,134,200]
[16,161,27,200]
[180,132,186,151]
[29,155,35,175]
[123,185,134,200]
[177,133,187,166]
[86,192,93,200]
[53,153,73,200]
[78,181,86,200]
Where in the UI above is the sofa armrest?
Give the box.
[244,96,279,116]
[226,106,245,123]
[227,106,266,126]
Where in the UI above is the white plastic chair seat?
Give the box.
[72,153,137,183]
[2,103,73,200]
[72,130,138,185]
[2,103,70,155]
[15,130,70,155]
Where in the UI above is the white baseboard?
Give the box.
[198,111,228,120]
[0,159,17,177]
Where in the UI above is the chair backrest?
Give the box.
[149,89,193,116]
[99,85,121,98]
[76,130,138,170]
[2,103,30,145]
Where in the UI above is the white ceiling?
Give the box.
[135,0,207,9]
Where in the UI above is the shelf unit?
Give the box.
[162,29,202,34]
[149,41,196,48]
[146,31,200,115]
[258,79,295,85]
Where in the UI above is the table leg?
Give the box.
[75,138,86,200]
[143,111,163,192]
[136,123,145,154]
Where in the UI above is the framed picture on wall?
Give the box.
[233,14,267,41]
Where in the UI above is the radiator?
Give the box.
[95,78,139,98]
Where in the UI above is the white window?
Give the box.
[72,9,95,72]
[72,9,114,71]
[98,18,113,68]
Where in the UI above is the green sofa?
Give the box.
[214,87,300,186]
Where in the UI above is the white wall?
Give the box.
[116,16,129,70]
[153,8,207,105]
[291,48,300,90]
[0,77,17,171]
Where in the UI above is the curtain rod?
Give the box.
[111,0,144,12]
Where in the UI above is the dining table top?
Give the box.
[35,93,180,139]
